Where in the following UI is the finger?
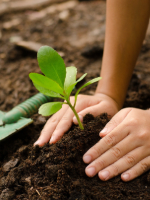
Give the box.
[73,101,115,125]
[34,104,69,146]
[76,99,119,123]
[83,119,131,165]
[98,146,149,181]
[100,108,132,137]
[121,156,150,182]
[50,96,96,144]
[73,96,101,124]
[85,134,140,177]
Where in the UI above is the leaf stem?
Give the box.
[66,99,84,130]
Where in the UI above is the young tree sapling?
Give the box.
[29,46,101,130]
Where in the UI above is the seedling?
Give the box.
[29,46,101,130]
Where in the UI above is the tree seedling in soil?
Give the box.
[29,46,101,130]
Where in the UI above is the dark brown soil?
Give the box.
[0,1,150,199]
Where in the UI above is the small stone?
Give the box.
[18,145,28,153]
[59,10,70,21]
[30,187,33,190]
[3,158,19,172]
[25,177,31,186]
[72,180,80,186]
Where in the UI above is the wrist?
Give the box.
[94,91,121,111]
[95,80,125,110]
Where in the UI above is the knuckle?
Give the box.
[112,165,119,176]
[140,162,149,172]
[111,147,121,158]
[126,155,136,165]
[62,103,68,109]
[92,146,101,157]
[77,94,84,100]
[104,134,115,147]
[107,119,118,127]
[51,117,59,124]
[41,128,48,135]
[62,116,70,122]
[86,99,92,107]
[126,117,139,127]
[96,159,105,169]
[137,131,148,140]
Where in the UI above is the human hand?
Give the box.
[83,108,150,182]
[34,93,119,146]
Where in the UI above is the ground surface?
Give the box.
[0,0,150,199]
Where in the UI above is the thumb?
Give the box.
[100,108,132,137]
[73,100,119,125]
[73,103,108,125]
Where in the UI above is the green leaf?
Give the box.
[34,83,64,99]
[29,73,64,95]
[64,66,77,96]
[65,73,87,97]
[37,46,66,88]
[74,77,102,107]
[76,73,87,83]
[39,102,63,116]
[64,70,87,97]
[64,66,77,89]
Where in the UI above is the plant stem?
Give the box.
[66,99,84,130]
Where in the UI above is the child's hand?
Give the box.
[83,108,150,181]
[34,93,119,146]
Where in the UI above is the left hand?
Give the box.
[83,107,150,181]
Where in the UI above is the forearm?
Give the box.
[96,0,150,109]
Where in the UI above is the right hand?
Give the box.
[34,93,119,146]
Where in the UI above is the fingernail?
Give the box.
[34,140,40,146]
[100,170,109,180]
[83,155,91,163]
[73,115,83,124]
[100,128,107,134]
[50,135,56,144]
[79,115,83,121]
[73,116,78,124]
[86,167,96,177]
[122,173,129,181]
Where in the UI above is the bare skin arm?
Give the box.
[83,0,150,181]
[96,0,150,109]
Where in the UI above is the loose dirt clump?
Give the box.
[0,114,150,200]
